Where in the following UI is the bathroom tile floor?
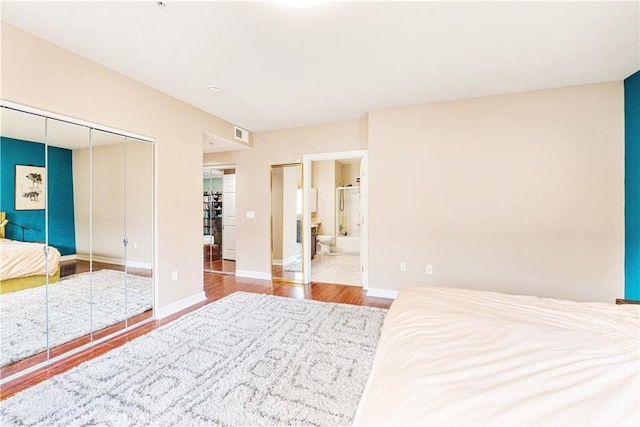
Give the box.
[311,252,361,286]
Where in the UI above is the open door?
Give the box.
[222,174,236,261]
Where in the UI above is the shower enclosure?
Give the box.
[335,186,360,253]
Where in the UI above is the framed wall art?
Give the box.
[15,165,46,210]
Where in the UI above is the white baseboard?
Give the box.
[155,292,206,319]
[366,288,398,299]
[272,255,298,266]
[235,270,272,281]
[59,254,77,262]
[76,254,152,270]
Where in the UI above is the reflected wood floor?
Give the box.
[1,273,392,400]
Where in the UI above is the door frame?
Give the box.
[302,150,368,288]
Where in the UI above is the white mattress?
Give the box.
[0,238,61,281]
[354,286,640,426]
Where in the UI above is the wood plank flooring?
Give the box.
[0,272,392,400]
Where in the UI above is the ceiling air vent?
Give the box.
[234,126,249,143]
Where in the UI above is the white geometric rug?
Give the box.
[0,292,387,426]
[0,270,153,367]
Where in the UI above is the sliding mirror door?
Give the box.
[46,118,92,357]
[123,137,154,327]
[271,164,304,284]
[90,129,128,338]
[0,107,48,373]
[0,101,154,382]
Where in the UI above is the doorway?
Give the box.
[302,151,368,288]
[203,165,236,274]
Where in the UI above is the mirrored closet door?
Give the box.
[203,165,236,274]
[270,163,304,284]
[0,103,154,381]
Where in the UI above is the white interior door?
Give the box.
[222,174,236,260]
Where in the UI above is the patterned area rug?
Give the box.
[0,270,153,367]
[0,292,387,426]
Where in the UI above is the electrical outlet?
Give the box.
[172,270,179,281]
[400,262,406,272]
[426,264,433,275]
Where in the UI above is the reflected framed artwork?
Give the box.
[15,165,45,210]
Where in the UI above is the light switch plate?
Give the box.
[246,211,255,219]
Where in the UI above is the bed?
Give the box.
[354,286,640,426]
[0,237,61,294]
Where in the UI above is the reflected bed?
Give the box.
[0,238,61,294]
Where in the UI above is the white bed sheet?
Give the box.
[354,286,640,426]
[0,238,61,281]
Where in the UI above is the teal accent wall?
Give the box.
[625,70,640,300]
[0,137,77,255]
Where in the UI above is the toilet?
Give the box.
[316,235,333,254]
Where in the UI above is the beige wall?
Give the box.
[1,22,240,308]
[271,169,284,261]
[5,23,623,303]
[204,118,368,275]
[369,82,624,302]
[282,166,298,261]
[207,82,623,302]
[341,163,360,187]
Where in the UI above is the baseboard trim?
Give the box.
[366,288,398,299]
[272,255,298,266]
[235,270,272,281]
[76,254,152,270]
[156,292,207,319]
[59,254,77,262]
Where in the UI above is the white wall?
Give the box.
[368,82,624,302]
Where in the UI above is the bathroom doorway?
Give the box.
[302,151,368,288]
[203,165,236,274]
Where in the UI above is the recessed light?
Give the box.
[208,85,222,93]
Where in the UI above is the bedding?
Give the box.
[0,238,61,281]
[354,286,640,426]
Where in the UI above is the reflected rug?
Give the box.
[0,270,153,367]
[0,292,387,426]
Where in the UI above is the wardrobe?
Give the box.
[0,102,154,381]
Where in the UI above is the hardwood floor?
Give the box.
[0,273,392,400]
[204,258,236,274]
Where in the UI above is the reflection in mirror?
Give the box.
[0,103,154,382]
[0,107,49,373]
[45,118,92,359]
[203,166,236,274]
[203,167,223,273]
[124,137,154,327]
[271,164,303,283]
[88,129,128,338]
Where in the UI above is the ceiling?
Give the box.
[1,1,638,133]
